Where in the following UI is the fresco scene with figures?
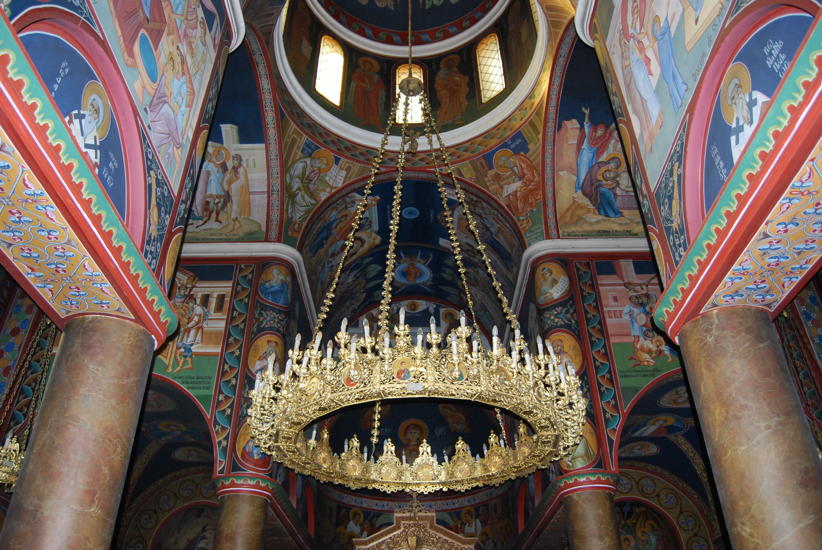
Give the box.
[0,0,818,548]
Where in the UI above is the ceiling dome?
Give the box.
[310,0,506,51]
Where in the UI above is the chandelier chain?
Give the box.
[419,93,519,329]
[311,97,402,337]
[377,92,412,335]
[420,97,478,328]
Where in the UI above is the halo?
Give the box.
[358,56,379,72]
[311,149,334,173]
[398,418,429,444]
[81,80,111,139]
[603,152,624,170]
[493,149,514,173]
[719,62,751,125]
[441,54,460,69]
[211,145,230,165]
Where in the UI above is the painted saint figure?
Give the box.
[722,63,769,163]
[580,155,624,218]
[434,54,469,123]
[224,153,251,233]
[575,107,614,192]
[348,57,386,129]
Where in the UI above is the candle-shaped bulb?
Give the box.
[472,338,479,356]
[450,332,457,355]
[460,310,466,329]
[350,335,357,354]
[514,326,521,340]
[536,337,544,357]
[313,332,322,352]
[402,451,407,464]
[399,306,405,327]
[482,444,488,456]
[326,340,333,360]
[492,325,499,338]
[311,426,317,442]
[363,318,370,339]
[300,353,309,370]
[559,365,567,384]
[500,436,505,448]
[286,358,293,377]
[524,349,532,370]
[254,375,262,392]
[444,452,450,464]
[341,317,348,333]
[492,326,499,353]
[293,333,302,351]
[429,316,437,334]
[344,439,349,452]
[416,329,424,348]
[363,448,368,461]
[383,332,390,349]
[267,353,275,376]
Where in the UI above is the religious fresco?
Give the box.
[154,265,234,411]
[554,40,643,238]
[89,0,226,189]
[117,469,217,550]
[702,12,812,213]
[5,0,96,26]
[0,290,36,400]
[594,259,680,407]
[598,0,732,188]
[318,0,495,44]
[187,42,268,241]
[653,124,688,266]
[615,499,681,550]
[299,177,523,335]
[282,0,536,134]
[19,31,128,220]
[316,482,518,550]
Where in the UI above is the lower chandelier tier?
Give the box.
[249,319,587,493]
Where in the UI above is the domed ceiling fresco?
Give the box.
[315,0,501,45]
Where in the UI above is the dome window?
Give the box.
[394,64,424,124]
[315,35,345,107]
[476,33,505,103]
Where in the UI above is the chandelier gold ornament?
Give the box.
[249,0,586,493]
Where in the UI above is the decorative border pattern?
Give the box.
[654,22,822,334]
[211,264,255,474]
[0,19,176,340]
[246,28,282,242]
[0,126,131,318]
[703,139,822,312]
[575,262,621,452]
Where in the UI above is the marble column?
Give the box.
[0,315,154,549]
[565,490,619,550]
[679,306,822,550]
[215,493,267,550]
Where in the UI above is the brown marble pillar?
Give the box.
[215,493,267,550]
[0,315,154,549]
[679,306,822,550]
[565,490,619,550]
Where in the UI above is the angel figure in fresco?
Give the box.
[348,57,386,129]
[434,54,469,124]
[224,153,251,233]
[148,46,193,168]
[575,107,614,192]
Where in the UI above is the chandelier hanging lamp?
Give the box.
[249,0,586,493]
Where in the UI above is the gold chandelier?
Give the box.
[249,1,586,493]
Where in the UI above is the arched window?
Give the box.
[476,33,505,103]
[315,35,345,107]
[394,63,424,124]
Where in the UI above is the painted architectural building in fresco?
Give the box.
[0,0,818,549]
